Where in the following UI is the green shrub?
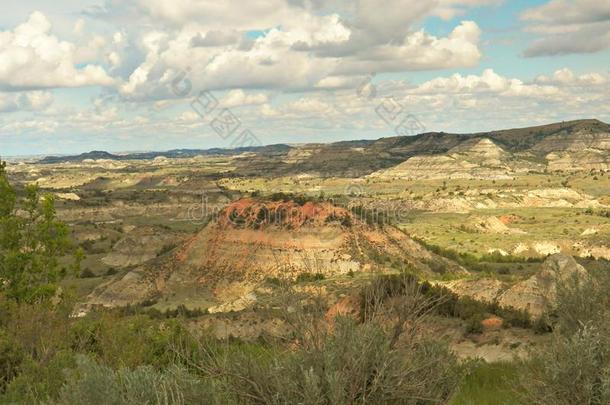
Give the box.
[69,314,196,369]
[265,277,282,286]
[105,268,118,276]
[452,361,519,405]
[519,326,610,405]
[552,271,610,336]
[2,350,75,403]
[532,316,552,334]
[519,266,610,404]
[496,306,531,329]
[156,243,178,257]
[0,161,72,303]
[464,315,484,335]
[57,355,219,405]
[0,331,24,392]
[79,269,96,279]
[296,272,325,283]
[412,238,542,269]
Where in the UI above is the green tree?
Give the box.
[0,160,70,303]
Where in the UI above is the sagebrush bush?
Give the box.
[552,270,610,336]
[188,317,461,405]
[57,355,220,405]
[175,274,463,404]
[69,313,196,369]
[519,326,610,405]
[519,268,610,405]
[0,272,467,404]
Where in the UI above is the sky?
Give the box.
[1,0,609,156]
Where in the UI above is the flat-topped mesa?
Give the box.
[217,198,352,230]
[83,198,469,310]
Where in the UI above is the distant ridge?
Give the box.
[37,119,610,176]
[39,145,292,164]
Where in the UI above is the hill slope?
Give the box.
[85,199,467,309]
[39,119,610,176]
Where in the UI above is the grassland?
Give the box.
[397,207,610,258]
[451,361,520,405]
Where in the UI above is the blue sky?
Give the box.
[1,0,609,156]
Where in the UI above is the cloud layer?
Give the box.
[521,0,610,56]
[0,0,609,154]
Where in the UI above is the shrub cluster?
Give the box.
[0,280,466,404]
[518,266,610,404]
[413,237,542,267]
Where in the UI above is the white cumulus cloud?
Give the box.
[0,11,115,91]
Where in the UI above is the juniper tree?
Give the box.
[0,160,70,303]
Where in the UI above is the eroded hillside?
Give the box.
[84,198,467,310]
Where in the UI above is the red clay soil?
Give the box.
[481,316,504,331]
[218,199,352,230]
[498,214,521,225]
[174,234,199,263]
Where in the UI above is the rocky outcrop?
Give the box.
[368,138,519,180]
[85,269,159,308]
[449,138,507,159]
[498,254,589,318]
[443,254,589,318]
[546,149,610,171]
[208,292,257,314]
[102,227,182,268]
[533,129,610,154]
[464,216,526,234]
[440,278,504,304]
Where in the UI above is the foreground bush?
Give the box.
[57,355,219,405]
[0,272,464,404]
[186,317,460,404]
[179,274,463,404]
[518,267,610,405]
[519,326,610,405]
